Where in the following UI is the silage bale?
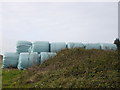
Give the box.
[2,52,19,68]
[16,45,32,53]
[50,42,66,52]
[29,52,39,66]
[31,41,50,54]
[85,43,101,50]
[40,52,57,64]
[101,43,117,50]
[67,42,85,49]
[16,41,32,54]
[17,52,39,70]
[17,53,29,70]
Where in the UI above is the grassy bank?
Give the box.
[2,48,120,88]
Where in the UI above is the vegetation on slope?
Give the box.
[2,48,120,88]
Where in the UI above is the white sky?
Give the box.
[0,2,118,54]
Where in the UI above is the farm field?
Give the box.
[1,48,120,88]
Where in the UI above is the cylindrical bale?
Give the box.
[2,52,19,68]
[101,43,117,50]
[18,52,40,70]
[67,42,85,49]
[50,42,66,52]
[17,53,29,70]
[85,43,101,50]
[16,41,32,54]
[31,41,50,54]
[40,52,57,64]
[29,52,39,66]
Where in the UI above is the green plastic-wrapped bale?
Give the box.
[29,52,39,66]
[67,42,85,49]
[16,41,32,54]
[31,41,50,54]
[17,53,29,70]
[18,52,39,70]
[40,52,57,64]
[85,43,101,50]
[101,43,117,50]
[50,42,66,52]
[2,52,19,68]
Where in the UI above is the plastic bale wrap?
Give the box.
[29,52,39,66]
[16,45,32,53]
[40,52,57,64]
[101,43,117,50]
[31,41,50,54]
[17,53,29,70]
[50,42,67,52]
[67,42,85,49]
[2,52,19,68]
[16,41,32,54]
[18,52,39,70]
[85,43,101,50]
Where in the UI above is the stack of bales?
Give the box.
[2,40,117,70]
[38,42,67,64]
[17,41,58,69]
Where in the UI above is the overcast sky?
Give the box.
[0,2,118,54]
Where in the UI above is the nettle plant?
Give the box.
[114,38,120,51]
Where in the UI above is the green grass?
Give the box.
[2,48,120,88]
[2,69,25,88]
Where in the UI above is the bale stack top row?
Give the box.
[16,41,117,54]
[2,41,117,70]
